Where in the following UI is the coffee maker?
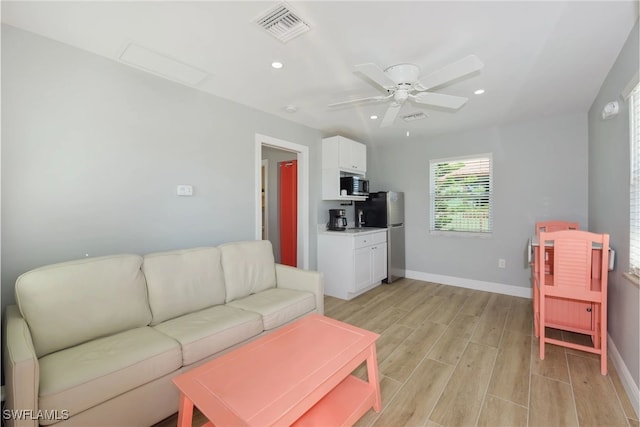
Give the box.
[327,209,347,231]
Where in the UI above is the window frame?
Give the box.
[429,153,494,237]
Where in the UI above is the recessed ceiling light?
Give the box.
[271,61,284,69]
[370,115,378,120]
[474,89,485,95]
[406,131,410,137]
[284,105,298,113]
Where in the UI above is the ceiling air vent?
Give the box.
[402,112,428,122]
[255,2,310,43]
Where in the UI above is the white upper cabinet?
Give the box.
[322,136,367,174]
[322,136,368,201]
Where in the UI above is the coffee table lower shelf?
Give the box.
[293,375,375,427]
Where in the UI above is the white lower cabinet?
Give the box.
[354,246,372,292]
[318,230,387,300]
[371,243,388,284]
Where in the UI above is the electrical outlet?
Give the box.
[176,185,193,196]
[498,258,506,269]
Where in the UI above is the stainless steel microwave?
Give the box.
[340,176,369,196]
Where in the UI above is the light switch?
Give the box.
[177,185,193,196]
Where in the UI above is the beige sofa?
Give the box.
[3,240,324,427]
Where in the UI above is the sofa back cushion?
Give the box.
[142,247,226,325]
[219,240,276,303]
[15,254,151,358]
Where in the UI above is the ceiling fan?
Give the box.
[329,55,484,127]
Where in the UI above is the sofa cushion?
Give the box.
[219,240,277,303]
[153,305,263,365]
[38,327,181,420]
[227,288,316,330]
[143,247,226,325]
[15,254,151,358]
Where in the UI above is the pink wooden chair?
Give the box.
[535,221,580,273]
[535,230,609,375]
[532,221,579,337]
[535,221,580,234]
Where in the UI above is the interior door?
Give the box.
[279,160,297,267]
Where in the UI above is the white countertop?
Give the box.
[318,227,386,236]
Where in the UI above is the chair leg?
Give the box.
[539,296,545,360]
[600,303,607,375]
[533,282,539,338]
[593,304,600,349]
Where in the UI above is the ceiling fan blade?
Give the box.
[411,92,468,109]
[328,94,392,108]
[355,63,397,91]
[415,55,484,91]
[380,102,402,127]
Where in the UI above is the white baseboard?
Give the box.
[608,336,640,418]
[404,269,638,419]
[405,270,532,299]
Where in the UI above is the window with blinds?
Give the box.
[429,154,493,234]
[630,82,640,276]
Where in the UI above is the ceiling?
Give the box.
[2,1,638,144]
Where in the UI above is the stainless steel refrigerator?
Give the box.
[355,191,405,283]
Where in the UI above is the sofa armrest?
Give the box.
[275,264,324,315]
[3,305,39,427]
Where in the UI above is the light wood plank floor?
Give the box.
[155,278,639,427]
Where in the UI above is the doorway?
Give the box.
[262,147,296,264]
[279,159,297,266]
[254,134,309,269]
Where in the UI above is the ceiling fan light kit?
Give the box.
[330,55,484,128]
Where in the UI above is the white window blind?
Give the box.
[630,83,640,275]
[429,155,493,233]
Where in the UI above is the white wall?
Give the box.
[588,20,639,401]
[0,25,324,313]
[368,113,589,294]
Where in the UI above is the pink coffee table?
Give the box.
[173,313,381,426]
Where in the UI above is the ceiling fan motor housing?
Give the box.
[384,63,420,87]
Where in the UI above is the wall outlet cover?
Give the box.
[177,185,193,196]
